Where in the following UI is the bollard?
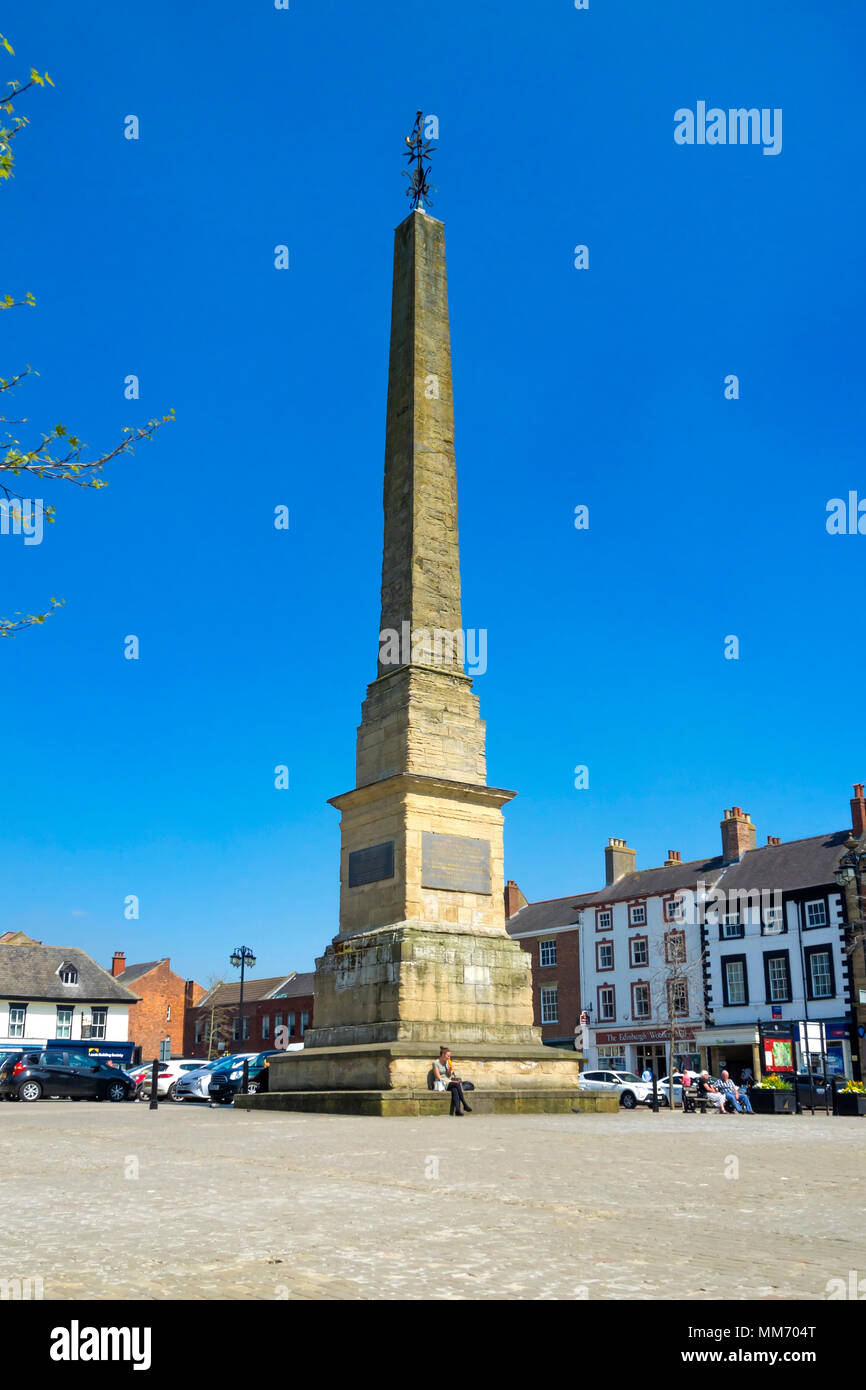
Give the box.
[149,1058,159,1111]
[651,1075,659,1114]
[241,1057,250,1096]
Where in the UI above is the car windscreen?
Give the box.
[615,1073,643,1084]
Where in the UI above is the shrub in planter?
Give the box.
[836,1081,866,1117]
[751,1074,794,1113]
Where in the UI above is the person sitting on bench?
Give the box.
[697,1070,727,1113]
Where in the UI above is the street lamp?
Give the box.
[229,946,256,1051]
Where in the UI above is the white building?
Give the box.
[0,936,139,1055]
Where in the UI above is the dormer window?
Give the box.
[58,963,79,986]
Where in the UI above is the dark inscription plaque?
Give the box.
[421,832,491,895]
[348,840,395,888]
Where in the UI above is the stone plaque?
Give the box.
[348,841,395,888]
[421,832,491,895]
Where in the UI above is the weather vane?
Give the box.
[403,110,436,210]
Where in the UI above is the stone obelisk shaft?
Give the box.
[379,210,463,676]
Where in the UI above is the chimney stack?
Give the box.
[605,837,636,886]
[664,850,682,867]
[111,951,126,978]
[721,807,757,863]
[851,784,866,838]
[504,880,528,919]
[767,835,781,846]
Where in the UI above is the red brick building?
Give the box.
[112,953,205,1061]
[184,971,315,1059]
[505,883,584,1047]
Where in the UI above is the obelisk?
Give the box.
[263,133,582,1112]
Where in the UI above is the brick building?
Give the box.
[112,954,204,1061]
[503,882,583,1047]
[184,971,315,1059]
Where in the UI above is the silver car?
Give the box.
[174,1060,222,1102]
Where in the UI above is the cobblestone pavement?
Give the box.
[1,1102,863,1300]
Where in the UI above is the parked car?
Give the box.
[656,1071,702,1106]
[207,1050,280,1104]
[577,1069,655,1109]
[174,1060,223,1103]
[794,1072,832,1107]
[128,1058,209,1101]
[0,1049,139,1103]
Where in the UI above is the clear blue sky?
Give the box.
[2,1,863,987]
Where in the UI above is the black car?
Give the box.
[207,1050,280,1104]
[0,1049,139,1103]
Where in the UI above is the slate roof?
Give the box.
[116,960,165,986]
[0,943,141,1004]
[270,972,315,999]
[507,833,853,935]
[194,973,311,1009]
[716,831,851,893]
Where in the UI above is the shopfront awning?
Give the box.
[694,1026,759,1048]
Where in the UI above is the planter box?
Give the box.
[835,1092,866,1117]
[750,1087,794,1114]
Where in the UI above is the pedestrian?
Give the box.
[698,1070,727,1114]
[641,1065,653,1084]
[432,1046,472,1116]
[717,1069,753,1113]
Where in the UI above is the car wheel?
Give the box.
[657,1094,669,1108]
[107,1082,128,1103]
[19,1081,42,1102]
[166,1083,178,1102]
[620,1090,637,1109]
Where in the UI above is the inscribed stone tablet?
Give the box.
[421,832,491,894]
[348,841,395,887]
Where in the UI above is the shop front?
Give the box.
[594,1027,696,1076]
[694,1026,760,1083]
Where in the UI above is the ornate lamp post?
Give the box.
[229,946,256,1052]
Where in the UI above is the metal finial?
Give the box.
[402,110,436,210]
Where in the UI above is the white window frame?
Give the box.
[56,1006,73,1040]
[630,937,648,967]
[540,987,558,1024]
[665,898,684,921]
[629,904,646,926]
[88,1007,108,1041]
[59,964,79,986]
[724,960,746,1006]
[763,905,784,935]
[632,983,650,1019]
[767,955,789,1003]
[597,910,612,931]
[809,951,832,999]
[597,942,613,970]
[721,913,741,938]
[8,1003,27,1038]
[805,899,827,928]
[599,987,615,1022]
[539,939,557,968]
